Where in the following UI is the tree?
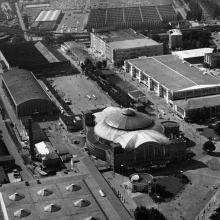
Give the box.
[96,61,102,69]
[151,34,160,42]
[203,140,216,153]
[134,206,167,220]
[214,122,220,135]
[42,35,54,45]
[102,59,107,69]
[81,63,85,71]
[84,58,93,68]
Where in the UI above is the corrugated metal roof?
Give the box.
[35,10,61,22]
[173,94,220,110]
[2,69,51,106]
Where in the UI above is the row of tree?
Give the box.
[42,34,76,45]
[134,206,167,220]
[186,1,203,21]
[200,0,220,19]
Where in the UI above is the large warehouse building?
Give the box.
[91,28,163,63]
[31,10,62,31]
[0,42,71,76]
[85,107,189,171]
[124,55,220,118]
[2,69,57,117]
[87,5,177,31]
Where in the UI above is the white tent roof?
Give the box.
[114,130,170,150]
[37,188,53,196]
[74,199,91,207]
[93,107,120,124]
[65,183,81,192]
[35,141,49,155]
[14,209,31,218]
[9,193,25,201]
[44,204,61,212]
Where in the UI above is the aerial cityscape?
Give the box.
[0,0,220,219]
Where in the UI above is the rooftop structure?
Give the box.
[0,158,132,220]
[108,38,161,50]
[87,5,177,31]
[172,48,214,60]
[35,10,61,22]
[169,29,182,36]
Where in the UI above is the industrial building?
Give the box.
[0,158,132,220]
[204,52,220,68]
[87,5,177,31]
[168,29,183,49]
[85,107,189,171]
[172,48,214,64]
[0,42,70,76]
[1,69,57,117]
[124,54,220,118]
[30,10,61,31]
[91,28,163,63]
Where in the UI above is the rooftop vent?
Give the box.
[9,192,25,201]
[13,209,31,218]
[65,183,81,192]
[74,199,91,207]
[37,188,53,196]
[44,204,61,212]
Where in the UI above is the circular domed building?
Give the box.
[84,107,188,171]
[128,173,154,193]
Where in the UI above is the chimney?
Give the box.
[28,118,35,159]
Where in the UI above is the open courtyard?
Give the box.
[49,75,116,115]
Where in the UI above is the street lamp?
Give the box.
[180,171,183,189]
[157,196,160,210]
[121,164,124,184]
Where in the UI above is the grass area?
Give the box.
[201,127,220,140]
[152,175,189,202]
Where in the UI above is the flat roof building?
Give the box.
[124,55,220,118]
[91,28,163,64]
[0,158,132,220]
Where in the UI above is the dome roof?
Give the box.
[105,108,153,131]
[114,130,170,150]
[130,174,140,182]
[95,119,164,142]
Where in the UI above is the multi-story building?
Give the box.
[204,52,220,68]
[91,28,163,63]
[168,29,183,49]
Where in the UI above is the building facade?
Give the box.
[124,55,220,119]
[91,29,163,63]
[204,52,220,68]
[169,29,183,49]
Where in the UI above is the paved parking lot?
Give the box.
[49,75,116,115]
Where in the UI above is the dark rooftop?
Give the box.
[2,69,51,106]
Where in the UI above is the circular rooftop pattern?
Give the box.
[105,108,153,131]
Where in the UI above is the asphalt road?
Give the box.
[0,116,33,181]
